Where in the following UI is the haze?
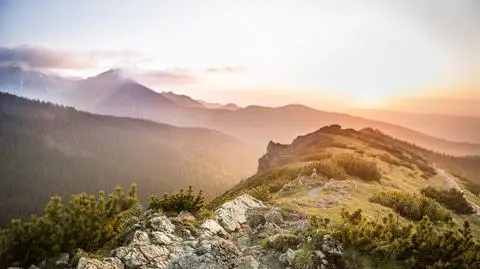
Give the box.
[0,0,479,113]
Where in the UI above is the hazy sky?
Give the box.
[0,0,479,110]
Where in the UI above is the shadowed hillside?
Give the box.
[0,92,257,226]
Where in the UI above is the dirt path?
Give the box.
[437,169,462,191]
[436,169,480,214]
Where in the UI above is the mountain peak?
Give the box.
[97,68,124,78]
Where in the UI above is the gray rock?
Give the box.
[130,230,150,245]
[252,222,283,239]
[286,249,296,265]
[264,207,283,225]
[199,219,229,238]
[149,215,175,233]
[177,211,196,222]
[28,265,40,269]
[246,209,266,228]
[76,257,124,269]
[236,235,251,252]
[167,237,241,269]
[233,255,260,269]
[112,247,148,268]
[215,194,266,232]
[321,235,343,256]
[54,253,70,267]
[151,231,173,245]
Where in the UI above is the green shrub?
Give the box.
[0,184,139,267]
[248,186,272,202]
[303,160,348,180]
[370,191,451,222]
[293,247,316,269]
[421,187,474,214]
[148,186,204,214]
[335,155,382,182]
[311,209,480,268]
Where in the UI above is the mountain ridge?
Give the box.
[2,65,480,156]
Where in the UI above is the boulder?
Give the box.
[112,247,149,268]
[199,219,229,238]
[278,248,296,266]
[236,235,251,252]
[264,207,283,225]
[151,231,173,245]
[149,214,175,233]
[130,230,150,245]
[215,194,266,232]
[168,237,242,269]
[245,209,266,228]
[177,211,196,222]
[54,253,70,267]
[76,257,123,269]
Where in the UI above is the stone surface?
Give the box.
[151,231,173,245]
[131,230,150,245]
[233,255,260,269]
[199,219,229,238]
[76,257,123,269]
[215,194,265,232]
[177,211,196,222]
[236,235,251,252]
[149,214,176,233]
[264,207,283,225]
[246,209,266,228]
[54,253,70,267]
[62,194,344,269]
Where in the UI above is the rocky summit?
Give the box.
[36,194,341,269]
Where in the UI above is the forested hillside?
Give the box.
[0,93,256,226]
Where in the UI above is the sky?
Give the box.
[0,0,479,111]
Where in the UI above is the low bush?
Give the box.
[309,209,480,268]
[421,186,474,214]
[0,184,139,267]
[335,155,382,182]
[248,186,272,202]
[148,186,204,214]
[370,191,451,222]
[303,160,348,180]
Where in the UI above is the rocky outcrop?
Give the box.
[76,257,123,269]
[215,194,266,232]
[59,194,345,269]
[257,141,290,173]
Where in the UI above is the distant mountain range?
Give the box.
[350,109,480,144]
[0,92,256,226]
[1,65,480,156]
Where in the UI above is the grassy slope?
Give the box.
[214,126,480,234]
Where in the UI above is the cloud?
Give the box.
[0,45,94,69]
[206,65,246,73]
[132,69,197,85]
[0,45,149,69]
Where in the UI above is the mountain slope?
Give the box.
[2,66,480,156]
[0,92,257,226]
[161,91,206,108]
[351,109,480,144]
[196,104,480,156]
[215,125,480,233]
